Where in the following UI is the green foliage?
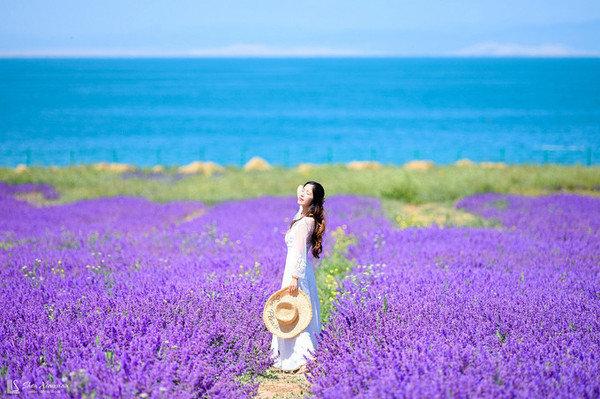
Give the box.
[1,164,599,206]
[381,199,497,228]
[314,226,357,324]
[381,175,418,203]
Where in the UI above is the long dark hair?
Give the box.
[287,181,326,259]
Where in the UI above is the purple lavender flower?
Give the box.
[1,181,598,397]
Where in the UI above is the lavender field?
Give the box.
[1,181,599,398]
[311,193,600,398]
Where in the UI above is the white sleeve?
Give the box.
[292,217,314,279]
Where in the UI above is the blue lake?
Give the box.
[1,58,599,167]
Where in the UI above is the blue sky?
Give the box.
[1,0,599,56]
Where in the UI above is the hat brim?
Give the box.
[263,286,312,339]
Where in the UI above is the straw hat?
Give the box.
[263,286,312,339]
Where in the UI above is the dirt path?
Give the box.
[255,366,312,398]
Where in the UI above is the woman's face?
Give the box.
[298,184,314,207]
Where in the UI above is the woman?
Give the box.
[270,181,326,373]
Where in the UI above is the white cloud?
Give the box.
[452,42,600,57]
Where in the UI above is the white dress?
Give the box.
[270,205,322,370]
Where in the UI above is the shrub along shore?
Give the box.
[1,158,598,206]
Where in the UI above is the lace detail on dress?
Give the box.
[294,255,306,279]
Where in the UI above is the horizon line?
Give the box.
[1,41,598,58]
[0,41,600,59]
[1,53,600,59]
[1,42,599,59]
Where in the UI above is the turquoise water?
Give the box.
[1,58,599,167]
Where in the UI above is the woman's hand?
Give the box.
[289,276,298,294]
